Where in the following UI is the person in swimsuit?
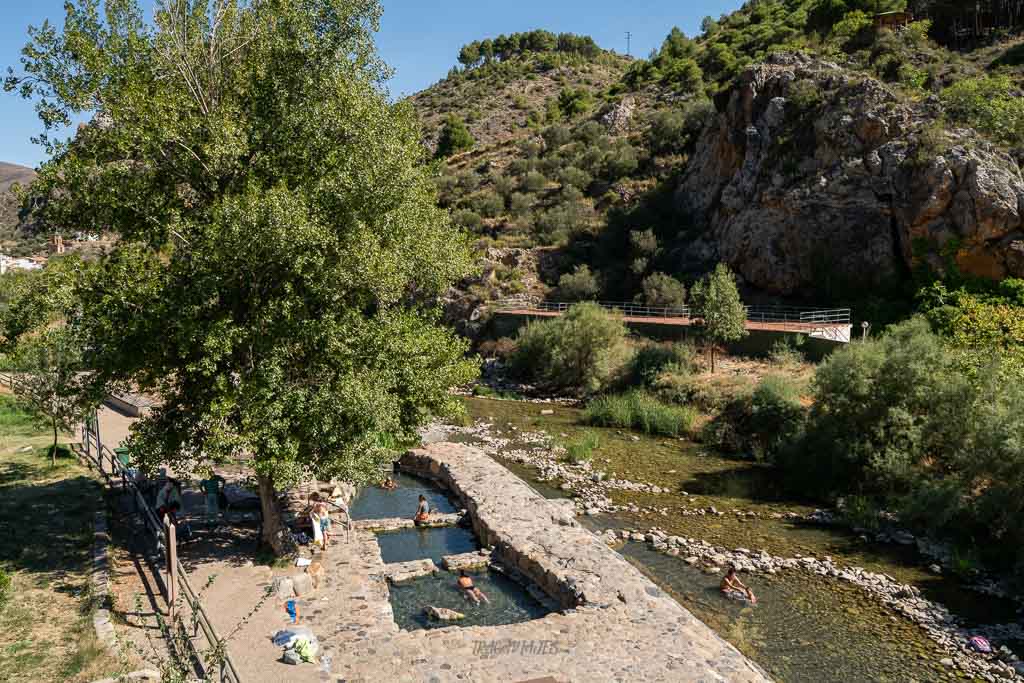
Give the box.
[720,566,756,604]
[457,570,489,605]
[413,494,430,525]
[381,476,398,491]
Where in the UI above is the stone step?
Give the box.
[382,558,438,583]
[441,549,492,572]
[352,512,462,532]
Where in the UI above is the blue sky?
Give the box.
[1,0,739,168]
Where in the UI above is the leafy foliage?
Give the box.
[940,75,1024,148]
[557,264,601,301]
[7,0,476,553]
[436,115,476,158]
[691,264,748,370]
[783,316,1024,578]
[640,272,687,309]
[509,302,627,394]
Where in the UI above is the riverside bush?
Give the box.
[508,302,627,394]
[630,342,696,386]
[781,317,1024,579]
[584,390,697,437]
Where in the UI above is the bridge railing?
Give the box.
[494,299,851,328]
[495,299,691,318]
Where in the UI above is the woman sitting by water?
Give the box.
[413,494,430,525]
[457,570,490,605]
[720,566,756,604]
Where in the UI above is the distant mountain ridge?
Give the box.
[0,162,36,194]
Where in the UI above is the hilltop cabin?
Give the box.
[874,11,914,31]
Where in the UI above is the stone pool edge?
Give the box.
[398,441,773,682]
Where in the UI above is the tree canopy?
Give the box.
[691,263,747,371]
[6,0,477,553]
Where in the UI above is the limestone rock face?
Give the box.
[600,95,636,134]
[677,53,1024,294]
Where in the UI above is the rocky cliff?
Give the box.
[678,53,1024,294]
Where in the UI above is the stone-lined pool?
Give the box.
[349,472,458,520]
[388,568,550,631]
[376,526,480,565]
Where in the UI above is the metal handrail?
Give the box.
[80,420,243,683]
[493,299,852,327]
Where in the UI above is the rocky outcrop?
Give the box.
[678,53,1024,294]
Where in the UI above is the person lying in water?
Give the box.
[720,566,757,604]
[381,476,398,491]
[457,570,490,605]
[413,494,430,525]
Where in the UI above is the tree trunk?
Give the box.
[51,419,58,466]
[257,473,289,556]
[710,346,716,373]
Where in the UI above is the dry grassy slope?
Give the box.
[0,162,37,254]
[410,55,633,154]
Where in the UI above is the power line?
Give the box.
[625,31,632,56]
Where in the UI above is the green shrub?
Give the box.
[564,431,600,464]
[768,335,806,366]
[630,342,696,386]
[522,171,547,192]
[747,374,805,460]
[603,144,639,180]
[472,190,505,218]
[0,568,10,612]
[542,124,572,151]
[557,265,601,301]
[583,390,697,437]
[508,302,628,394]
[492,174,516,198]
[641,272,686,309]
[558,166,591,191]
[535,199,589,245]
[839,495,882,534]
[508,192,533,216]
[575,120,604,144]
[558,87,593,118]
[453,209,482,230]
[941,75,1024,148]
[435,115,475,158]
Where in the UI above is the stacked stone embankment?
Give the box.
[397,441,772,681]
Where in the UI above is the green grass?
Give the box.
[0,395,118,682]
[563,431,599,464]
[583,390,698,437]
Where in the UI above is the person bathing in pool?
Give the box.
[720,566,757,604]
[457,570,490,605]
[413,494,430,525]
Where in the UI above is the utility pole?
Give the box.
[625,31,632,56]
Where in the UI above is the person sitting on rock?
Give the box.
[413,494,430,525]
[720,566,756,604]
[457,570,489,605]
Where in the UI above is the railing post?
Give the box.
[165,515,177,623]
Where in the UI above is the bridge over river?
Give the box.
[492,300,854,343]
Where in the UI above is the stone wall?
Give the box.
[395,440,765,683]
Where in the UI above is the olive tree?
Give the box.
[6,0,476,554]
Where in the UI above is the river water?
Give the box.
[457,396,1017,682]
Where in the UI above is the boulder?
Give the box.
[424,605,465,622]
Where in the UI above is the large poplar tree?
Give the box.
[6,0,476,554]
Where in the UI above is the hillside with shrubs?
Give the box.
[419,3,1024,584]
[414,4,1024,345]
